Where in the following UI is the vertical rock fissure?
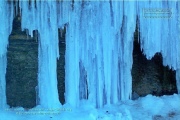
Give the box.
[57,28,66,104]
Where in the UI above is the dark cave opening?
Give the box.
[57,28,66,105]
[132,37,177,98]
[6,15,38,108]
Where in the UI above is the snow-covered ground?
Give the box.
[0,94,180,120]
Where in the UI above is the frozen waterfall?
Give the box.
[0,0,179,109]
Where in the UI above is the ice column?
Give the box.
[118,1,136,101]
[176,2,180,93]
[65,2,81,107]
[0,1,14,109]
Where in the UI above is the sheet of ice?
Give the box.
[177,69,180,93]
[0,0,14,109]
[176,2,180,94]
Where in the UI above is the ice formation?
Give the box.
[63,1,138,107]
[0,0,179,109]
[0,0,14,109]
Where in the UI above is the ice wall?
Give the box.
[53,0,180,107]
[0,1,14,109]
[18,1,136,108]
[65,1,136,107]
[176,2,180,93]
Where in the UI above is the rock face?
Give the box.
[6,39,38,108]
[132,40,177,97]
[6,15,38,108]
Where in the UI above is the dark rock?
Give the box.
[132,91,139,100]
[132,40,177,97]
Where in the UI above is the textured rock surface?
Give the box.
[6,15,38,108]
[6,39,38,108]
[132,40,177,97]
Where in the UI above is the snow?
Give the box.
[0,94,180,120]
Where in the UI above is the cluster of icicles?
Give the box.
[0,0,179,109]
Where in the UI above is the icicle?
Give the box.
[138,1,162,59]
[65,1,81,107]
[176,2,180,93]
[176,69,180,93]
[0,0,14,109]
[37,1,60,108]
[0,55,7,109]
[119,0,136,100]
